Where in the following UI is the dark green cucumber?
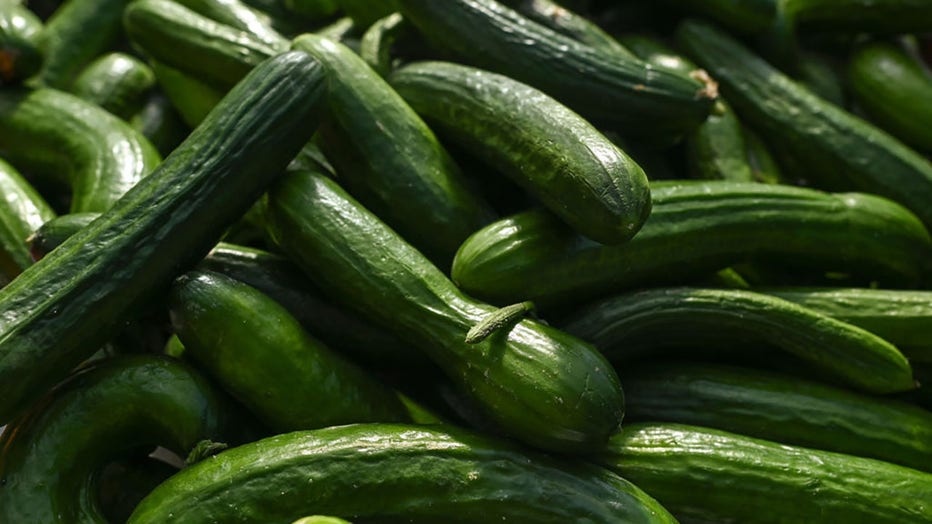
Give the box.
[283,0,340,19]
[678,20,932,231]
[618,34,700,76]
[339,0,397,28]
[451,181,932,308]
[500,0,634,58]
[396,0,715,140]
[0,87,161,213]
[175,0,288,49]
[128,424,677,523]
[0,355,239,524]
[657,0,777,34]
[622,363,932,471]
[562,287,913,393]
[0,158,55,280]
[129,92,189,157]
[744,126,784,183]
[72,52,156,120]
[780,0,932,34]
[266,170,624,453]
[359,12,406,77]
[293,36,496,266]
[0,2,43,84]
[849,41,932,153]
[687,101,755,182]
[26,212,97,260]
[600,423,932,524]
[151,60,224,128]
[0,51,326,425]
[391,61,650,245]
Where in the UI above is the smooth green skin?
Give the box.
[170,270,411,431]
[0,355,237,524]
[618,34,698,76]
[339,0,397,28]
[151,60,224,128]
[761,287,932,363]
[360,12,406,77]
[129,92,189,157]
[0,2,43,84]
[0,158,55,280]
[129,424,677,524]
[452,181,932,308]
[265,170,625,453]
[0,87,161,213]
[687,101,755,182]
[849,42,932,153]
[72,53,156,120]
[600,423,932,523]
[500,0,634,59]
[175,0,288,49]
[391,61,651,245]
[26,212,98,260]
[0,52,326,425]
[294,35,496,267]
[677,20,932,232]
[562,287,914,393]
[124,0,276,89]
[396,0,714,140]
[621,363,932,471]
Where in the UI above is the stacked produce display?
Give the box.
[1,0,931,522]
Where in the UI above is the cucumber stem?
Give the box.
[465,301,536,344]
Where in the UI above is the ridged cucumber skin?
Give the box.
[0,87,161,213]
[293,36,496,266]
[849,42,932,153]
[151,60,224,128]
[677,20,932,232]
[782,0,932,33]
[600,423,932,524]
[174,0,287,49]
[452,181,932,308]
[621,363,932,471]
[359,12,406,77]
[760,287,932,362]
[128,424,677,524]
[396,0,714,140]
[391,61,651,245]
[500,0,634,59]
[0,51,326,425]
[265,170,625,453]
[124,0,276,89]
[0,2,43,84]
[687,101,755,182]
[72,53,156,120]
[0,158,55,280]
[562,287,913,393]
[170,270,411,431]
[0,355,238,524]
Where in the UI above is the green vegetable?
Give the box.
[0,2,43,84]
[465,301,535,344]
[129,92,189,157]
[0,158,55,280]
[500,0,634,58]
[174,0,287,49]
[151,60,225,128]
[72,53,156,120]
[359,12,406,77]
[687,101,756,182]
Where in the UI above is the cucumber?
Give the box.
[657,0,776,34]
[0,158,55,281]
[0,87,161,213]
[293,36,496,266]
[174,0,288,49]
[600,423,932,524]
[0,2,43,84]
[849,41,932,153]
[390,61,651,245]
[265,170,624,453]
[129,92,189,157]
[617,34,699,76]
[677,19,932,232]
[283,0,340,19]
[72,52,156,120]
[359,12,406,77]
[452,181,932,308]
[151,60,225,128]
[0,355,240,523]
[780,0,932,34]
[170,270,410,431]
[338,0,396,28]
[687,101,755,182]
[128,424,677,523]
[396,0,715,141]
[744,126,784,183]
[0,51,326,425]
[26,212,97,260]
[500,0,634,59]
[622,363,932,471]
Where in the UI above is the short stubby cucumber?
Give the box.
[0,158,54,281]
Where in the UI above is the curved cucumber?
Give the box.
[129,424,676,523]
[174,0,287,49]
[452,181,932,308]
[391,61,650,245]
[0,51,326,425]
[0,87,161,213]
[0,2,43,84]
[72,53,156,120]
[0,158,55,280]
[600,423,932,524]
[266,170,624,453]
[0,355,239,524]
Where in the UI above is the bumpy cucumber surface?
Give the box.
[72,52,156,120]
[391,61,650,245]
[0,2,43,84]
[0,158,54,280]
[266,170,624,453]
[129,424,677,523]
[0,51,326,425]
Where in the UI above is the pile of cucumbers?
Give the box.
[1,0,932,522]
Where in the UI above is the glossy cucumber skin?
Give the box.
[0,2,43,84]
[391,61,651,245]
[0,158,55,280]
[0,355,238,524]
[72,53,156,120]
[174,0,288,49]
[26,212,98,260]
[452,181,932,308]
[848,42,932,153]
[360,12,406,77]
[600,423,932,524]
[677,20,932,232]
[151,60,224,128]
[293,36,496,266]
[0,87,161,213]
[618,34,698,76]
[396,0,714,140]
[562,287,913,393]
[500,0,634,58]
[0,51,326,425]
[129,424,677,524]
[687,101,755,182]
[266,170,625,453]
[621,363,932,471]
